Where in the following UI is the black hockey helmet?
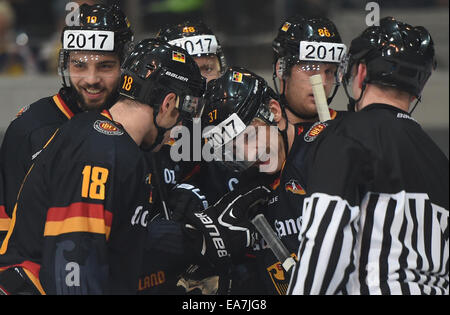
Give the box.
[156,21,227,72]
[273,16,344,75]
[202,66,276,128]
[338,16,436,107]
[58,3,134,87]
[119,38,206,121]
[202,67,278,172]
[272,15,346,107]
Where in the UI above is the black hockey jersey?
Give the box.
[148,140,241,217]
[0,110,151,294]
[138,142,242,294]
[182,161,241,207]
[288,103,449,295]
[0,88,83,223]
[250,110,346,295]
[138,145,201,295]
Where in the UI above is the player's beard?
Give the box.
[282,94,319,121]
[71,82,119,111]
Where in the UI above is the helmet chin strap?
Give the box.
[409,96,421,115]
[272,72,293,159]
[327,84,339,105]
[344,80,367,112]
[142,96,181,152]
[278,105,291,163]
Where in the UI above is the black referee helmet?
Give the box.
[339,16,437,111]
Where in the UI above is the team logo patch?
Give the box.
[285,179,306,195]
[281,22,291,32]
[304,122,328,142]
[232,71,243,83]
[266,253,297,295]
[172,51,186,63]
[93,120,123,136]
[16,105,30,118]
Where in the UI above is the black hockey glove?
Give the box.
[168,183,209,222]
[184,186,271,267]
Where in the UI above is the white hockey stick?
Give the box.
[310,74,331,122]
[251,214,296,272]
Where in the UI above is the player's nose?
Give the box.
[83,67,102,85]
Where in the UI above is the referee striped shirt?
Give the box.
[288,191,449,295]
[288,104,449,295]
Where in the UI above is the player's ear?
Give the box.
[356,63,367,89]
[159,92,177,115]
[269,98,283,124]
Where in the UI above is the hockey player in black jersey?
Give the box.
[171,16,348,229]
[272,15,345,126]
[0,4,133,238]
[177,16,348,218]
[151,21,241,246]
[288,17,448,295]
[0,38,270,295]
[147,20,231,205]
[0,39,207,294]
[206,15,348,295]
[181,66,334,295]
[157,21,227,83]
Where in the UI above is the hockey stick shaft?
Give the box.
[251,214,296,272]
[310,74,331,122]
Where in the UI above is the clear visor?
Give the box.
[289,61,339,88]
[336,53,352,84]
[276,40,347,90]
[203,115,279,173]
[64,51,121,79]
[178,95,205,120]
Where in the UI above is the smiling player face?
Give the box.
[68,51,121,111]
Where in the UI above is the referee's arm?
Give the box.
[288,132,369,295]
[288,192,360,294]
